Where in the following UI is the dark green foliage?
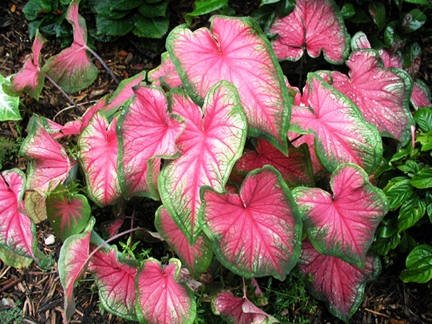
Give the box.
[372,107,432,283]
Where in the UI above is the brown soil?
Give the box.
[1,1,432,323]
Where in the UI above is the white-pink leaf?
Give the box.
[202,166,302,280]
[118,86,184,198]
[58,217,95,323]
[21,115,75,191]
[155,206,213,278]
[290,73,382,174]
[293,164,388,267]
[159,81,247,243]
[299,240,381,322]
[136,258,196,324]
[330,49,414,143]
[42,0,97,93]
[212,291,277,324]
[269,0,350,64]
[0,169,37,259]
[5,30,46,99]
[88,247,139,321]
[167,16,290,153]
[78,113,121,206]
[148,52,182,89]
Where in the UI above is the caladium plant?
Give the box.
[0,0,425,322]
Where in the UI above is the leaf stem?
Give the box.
[88,227,144,261]
[45,74,77,108]
[86,46,120,84]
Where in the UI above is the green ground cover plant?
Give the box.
[0,0,431,323]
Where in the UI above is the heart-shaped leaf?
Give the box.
[58,217,95,323]
[290,73,383,175]
[400,244,432,284]
[235,138,314,187]
[269,0,350,64]
[298,240,381,322]
[0,245,33,269]
[3,30,46,100]
[135,258,196,324]
[159,81,247,243]
[155,206,213,278]
[202,166,302,280]
[148,52,182,89]
[0,169,37,259]
[88,247,139,321]
[42,0,98,93]
[103,71,146,117]
[329,49,414,143]
[411,79,432,110]
[167,16,290,153]
[78,113,121,206]
[20,115,76,191]
[293,164,388,267]
[212,291,278,324]
[117,85,184,198]
[46,185,91,241]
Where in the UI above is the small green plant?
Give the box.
[0,300,23,324]
[263,271,318,324]
[0,137,21,171]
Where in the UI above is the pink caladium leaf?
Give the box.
[46,185,91,241]
[103,71,146,117]
[202,166,302,280]
[42,0,97,93]
[351,32,402,69]
[288,132,324,176]
[155,206,213,278]
[159,81,247,243]
[235,138,314,187]
[411,79,432,110]
[78,112,121,206]
[290,73,382,175]
[20,115,76,191]
[212,291,278,324]
[88,247,139,321]
[58,217,95,323]
[0,169,37,259]
[293,164,388,267]
[148,52,182,89]
[117,85,184,198]
[167,16,290,153]
[135,258,196,324]
[329,49,414,143]
[269,0,350,64]
[3,30,46,99]
[298,240,381,322]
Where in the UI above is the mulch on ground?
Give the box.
[1,1,432,323]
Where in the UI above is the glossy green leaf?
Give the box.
[340,3,355,19]
[0,246,33,269]
[417,122,432,144]
[383,176,413,210]
[398,193,426,232]
[133,14,169,39]
[185,0,228,25]
[368,2,386,32]
[23,0,52,20]
[400,245,432,283]
[138,0,170,17]
[410,168,432,189]
[96,15,134,36]
[403,0,431,4]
